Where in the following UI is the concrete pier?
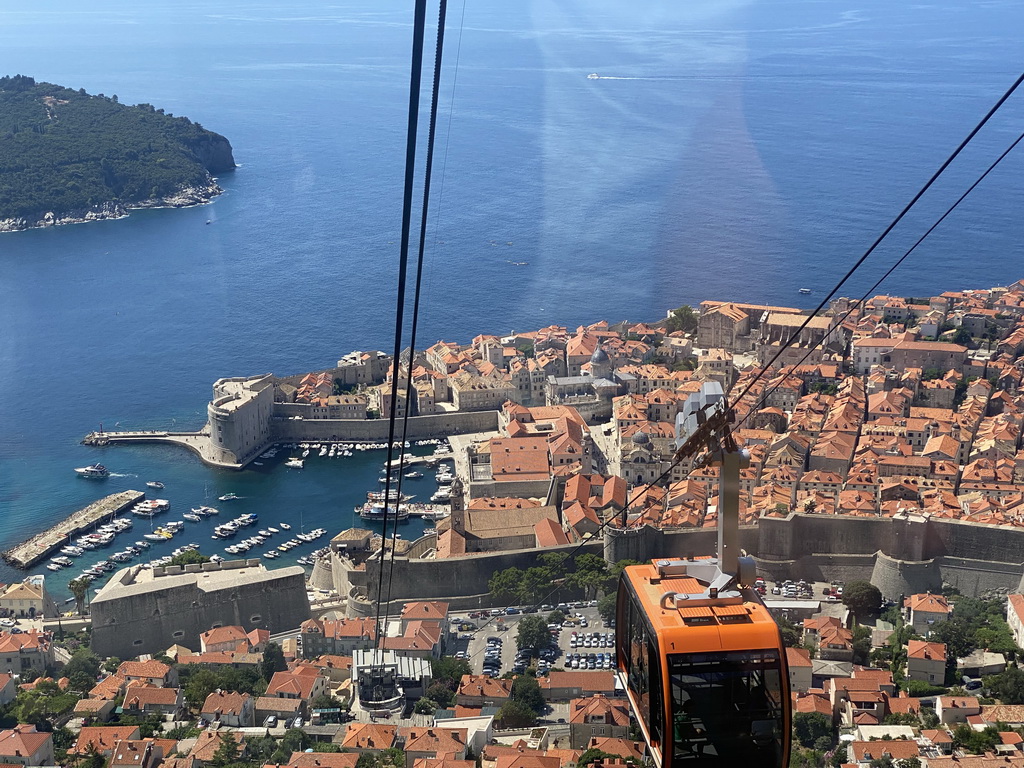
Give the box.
[2,490,145,569]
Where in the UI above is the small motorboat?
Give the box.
[146,481,165,489]
[279,522,291,530]
[218,493,240,502]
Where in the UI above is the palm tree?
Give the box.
[68,578,89,616]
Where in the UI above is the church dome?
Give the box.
[591,346,610,364]
[632,431,650,445]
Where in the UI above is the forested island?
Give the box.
[0,75,235,231]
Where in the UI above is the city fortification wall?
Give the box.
[270,410,498,443]
[91,561,310,659]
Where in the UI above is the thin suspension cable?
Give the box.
[421,0,468,329]
[726,70,1024,415]
[730,129,1024,435]
[373,0,430,664]
[384,0,451,618]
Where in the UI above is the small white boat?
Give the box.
[183,513,202,522]
[404,471,424,479]
[799,287,812,294]
[146,481,165,489]
[285,458,304,469]
[267,527,279,533]
[587,72,599,79]
[279,523,291,530]
[75,464,110,479]
[219,493,240,502]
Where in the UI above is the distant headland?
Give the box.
[0,75,235,232]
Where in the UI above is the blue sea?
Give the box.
[0,0,1022,597]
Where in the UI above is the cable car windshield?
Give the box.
[668,649,785,767]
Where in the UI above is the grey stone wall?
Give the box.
[357,542,603,605]
[91,565,310,659]
[270,410,498,442]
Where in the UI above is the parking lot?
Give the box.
[450,602,612,677]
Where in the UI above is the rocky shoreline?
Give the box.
[0,178,224,233]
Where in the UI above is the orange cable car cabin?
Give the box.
[616,558,791,768]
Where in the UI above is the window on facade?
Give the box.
[173,630,184,638]
[133,639,143,646]
[250,614,262,623]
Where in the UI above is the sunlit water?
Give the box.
[0,0,1022,597]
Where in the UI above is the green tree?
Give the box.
[842,580,882,618]
[489,567,524,604]
[431,656,471,687]
[355,748,404,768]
[884,712,921,726]
[777,616,802,648]
[793,712,833,749]
[984,665,1024,704]
[78,742,105,768]
[519,567,553,604]
[168,549,210,567]
[516,616,550,653]
[897,758,922,768]
[209,734,242,768]
[261,641,287,679]
[538,552,569,583]
[852,625,873,666]
[547,610,565,626]
[68,577,90,616]
[567,554,609,600]
[665,305,698,335]
[64,648,102,692]
[511,674,545,713]
[953,724,1000,754]
[597,593,617,624]
[424,681,456,708]
[496,699,537,728]
[414,698,438,715]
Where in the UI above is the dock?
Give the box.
[2,490,146,569]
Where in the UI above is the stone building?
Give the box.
[207,375,275,465]
[90,561,309,660]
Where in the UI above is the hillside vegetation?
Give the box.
[0,75,234,229]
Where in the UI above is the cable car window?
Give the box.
[668,649,785,768]
[627,592,650,727]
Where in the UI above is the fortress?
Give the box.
[329,510,1024,614]
[90,559,310,659]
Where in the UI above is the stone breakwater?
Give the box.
[0,180,223,233]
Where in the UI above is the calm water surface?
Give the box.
[0,0,1022,596]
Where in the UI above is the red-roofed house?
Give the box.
[456,676,513,708]
[568,696,631,749]
[72,726,143,757]
[1008,594,1024,649]
[116,661,177,688]
[109,740,162,768]
[538,671,616,702]
[266,671,327,705]
[201,690,255,727]
[400,727,469,768]
[786,647,813,693]
[340,723,399,753]
[937,696,981,726]
[0,674,14,708]
[849,740,920,767]
[0,725,53,766]
[122,684,184,717]
[906,641,946,685]
[271,753,360,768]
[904,593,950,634]
[299,618,376,658]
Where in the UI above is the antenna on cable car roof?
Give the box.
[660,381,752,598]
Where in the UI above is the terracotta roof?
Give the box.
[73,726,143,755]
[201,690,251,717]
[117,661,171,680]
[341,723,398,750]
[0,726,50,760]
